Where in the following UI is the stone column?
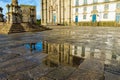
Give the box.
[81,45,85,57]
[6,4,10,23]
[45,0,47,24]
[69,0,72,25]
[41,0,44,24]
[59,0,61,24]
[63,0,65,24]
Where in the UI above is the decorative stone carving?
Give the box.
[0,7,4,22]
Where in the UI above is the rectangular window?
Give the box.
[103,13,108,19]
[93,0,98,3]
[93,6,97,10]
[84,0,87,4]
[75,0,79,6]
[104,4,109,10]
[83,7,87,12]
[105,0,109,2]
[83,15,86,19]
[117,3,120,9]
[75,8,78,12]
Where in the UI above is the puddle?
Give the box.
[23,40,120,75]
[24,41,43,52]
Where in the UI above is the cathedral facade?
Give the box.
[41,0,120,26]
[41,0,74,25]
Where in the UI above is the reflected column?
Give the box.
[81,45,85,57]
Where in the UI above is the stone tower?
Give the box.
[6,0,22,24]
[12,0,18,6]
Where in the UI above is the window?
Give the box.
[84,0,87,4]
[103,13,108,19]
[75,8,78,12]
[104,4,109,10]
[83,15,86,19]
[105,0,109,2]
[117,3,120,9]
[83,7,87,12]
[93,0,98,3]
[93,6,97,10]
[75,0,79,6]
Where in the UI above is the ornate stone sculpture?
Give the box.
[0,7,4,22]
[6,0,22,24]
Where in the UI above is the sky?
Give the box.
[0,0,41,19]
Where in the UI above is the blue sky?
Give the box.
[0,0,41,19]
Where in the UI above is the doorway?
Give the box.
[92,14,97,22]
[75,16,78,23]
[53,14,56,24]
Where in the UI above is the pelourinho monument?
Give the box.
[0,0,48,34]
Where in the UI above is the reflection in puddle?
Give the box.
[24,42,43,52]
[41,41,120,74]
[24,40,120,75]
[42,41,85,67]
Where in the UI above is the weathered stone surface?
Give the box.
[0,26,120,80]
[46,66,76,80]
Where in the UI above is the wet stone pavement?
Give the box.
[0,26,120,80]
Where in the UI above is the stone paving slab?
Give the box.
[78,58,104,72]
[104,72,120,80]
[29,64,56,80]
[68,58,105,80]
[39,77,54,80]
[67,69,104,80]
[0,57,25,68]
[46,66,76,80]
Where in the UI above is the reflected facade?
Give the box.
[42,41,120,74]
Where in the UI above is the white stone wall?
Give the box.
[73,0,120,22]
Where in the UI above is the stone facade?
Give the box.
[73,0,120,26]
[0,0,43,34]
[41,0,120,26]
[6,0,36,24]
[20,5,36,23]
[41,0,74,25]
[6,0,22,24]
